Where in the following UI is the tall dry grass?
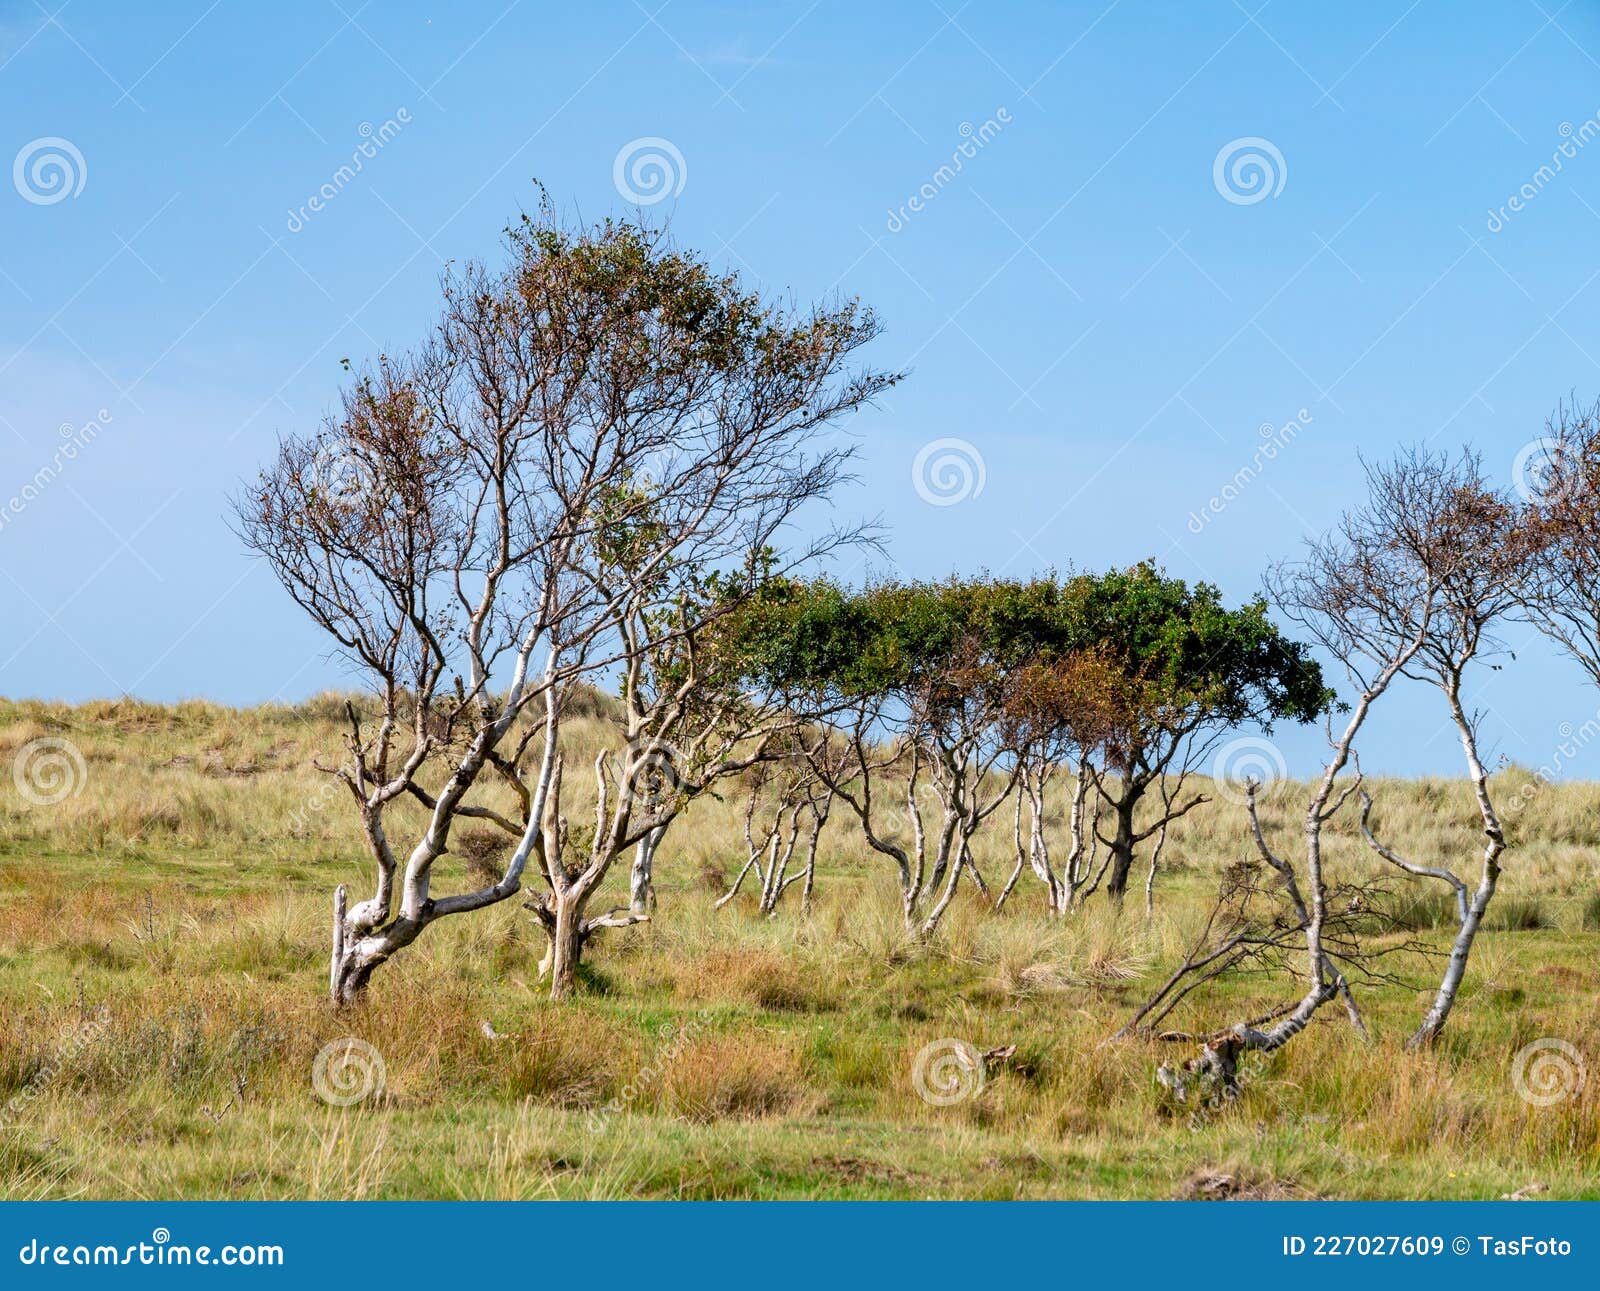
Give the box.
[0,696,1596,1198]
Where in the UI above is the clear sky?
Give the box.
[4,0,1600,779]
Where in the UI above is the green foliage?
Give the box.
[720,564,1331,742]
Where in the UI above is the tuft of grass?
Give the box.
[659,1033,807,1122]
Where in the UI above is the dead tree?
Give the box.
[237,203,896,1003]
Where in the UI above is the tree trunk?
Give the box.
[628,826,663,917]
[329,883,417,1005]
[1409,889,1492,1046]
[1143,819,1167,920]
[547,894,585,1001]
[1104,795,1138,898]
[1407,681,1505,1047]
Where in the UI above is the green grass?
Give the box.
[0,697,1596,1199]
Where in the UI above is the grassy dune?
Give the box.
[1,696,1596,1199]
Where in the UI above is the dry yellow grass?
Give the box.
[0,696,1596,1198]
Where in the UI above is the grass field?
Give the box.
[1,696,1596,1199]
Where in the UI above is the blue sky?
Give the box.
[4,0,1600,778]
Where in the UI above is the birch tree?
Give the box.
[1338,449,1529,1046]
[714,751,833,915]
[1118,468,1456,1074]
[237,203,896,1002]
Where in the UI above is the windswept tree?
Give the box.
[236,202,897,1002]
[1059,564,1330,900]
[1123,449,1523,1073]
[996,652,1120,914]
[1340,449,1528,1046]
[744,578,1078,933]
